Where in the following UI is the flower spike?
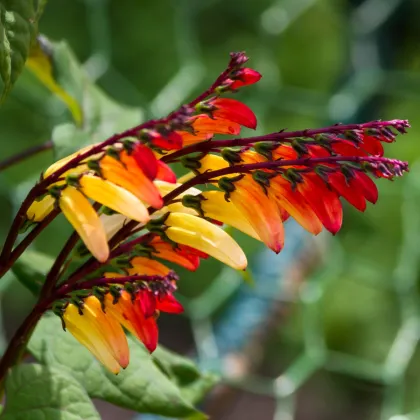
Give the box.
[27,52,409,376]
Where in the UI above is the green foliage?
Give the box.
[0,0,38,99]
[29,314,217,418]
[1,364,100,420]
[28,38,142,159]
[11,249,53,295]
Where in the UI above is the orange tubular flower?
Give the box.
[100,152,163,209]
[179,115,242,146]
[148,237,202,271]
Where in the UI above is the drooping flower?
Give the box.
[63,296,129,374]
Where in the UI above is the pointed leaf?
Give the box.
[29,314,217,418]
[0,0,37,99]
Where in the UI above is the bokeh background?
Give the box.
[1,0,420,419]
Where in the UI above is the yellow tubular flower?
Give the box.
[44,144,99,178]
[59,187,109,262]
[79,174,150,223]
[63,296,129,374]
[200,191,260,240]
[165,212,247,270]
[26,195,55,222]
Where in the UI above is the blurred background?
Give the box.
[1,0,420,419]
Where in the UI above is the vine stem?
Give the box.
[0,303,46,390]
[0,141,53,173]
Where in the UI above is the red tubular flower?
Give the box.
[149,130,183,150]
[105,291,158,352]
[208,98,257,129]
[229,68,262,89]
[156,293,183,314]
[156,161,177,183]
[131,143,159,180]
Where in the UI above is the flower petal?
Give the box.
[156,161,177,183]
[101,154,163,209]
[150,238,202,271]
[165,212,247,270]
[229,176,285,253]
[270,177,323,235]
[27,195,55,222]
[156,293,184,314]
[128,257,172,276]
[211,98,257,129]
[201,190,261,241]
[63,296,129,373]
[59,187,109,262]
[79,174,150,223]
[105,291,159,353]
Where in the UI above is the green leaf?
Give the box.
[11,249,53,295]
[0,0,37,99]
[34,0,48,20]
[1,363,100,420]
[29,314,217,418]
[26,38,82,124]
[153,346,219,405]
[26,37,143,159]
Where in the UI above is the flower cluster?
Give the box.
[20,52,409,373]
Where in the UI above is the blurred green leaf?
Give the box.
[11,249,53,295]
[29,314,214,418]
[35,0,48,21]
[27,37,143,159]
[26,39,82,124]
[153,346,219,405]
[1,363,100,420]
[0,0,37,99]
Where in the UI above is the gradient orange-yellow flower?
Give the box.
[63,296,129,374]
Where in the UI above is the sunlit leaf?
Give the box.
[26,38,82,124]
[29,314,217,418]
[2,363,100,420]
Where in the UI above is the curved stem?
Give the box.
[0,141,53,173]
[41,232,80,298]
[0,303,45,389]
